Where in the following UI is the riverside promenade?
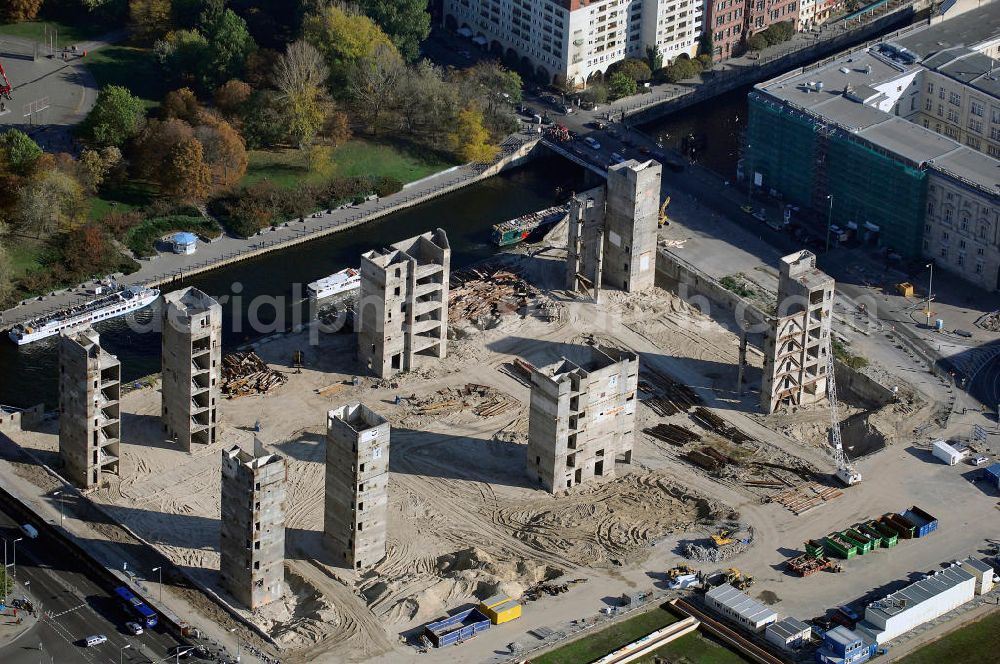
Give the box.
[0,136,538,332]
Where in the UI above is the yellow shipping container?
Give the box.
[478,595,522,625]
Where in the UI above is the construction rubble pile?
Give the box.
[683,522,755,563]
[449,266,544,325]
[221,351,287,398]
[407,383,519,419]
[977,310,1000,332]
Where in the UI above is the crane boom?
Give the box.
[827,342,861,485]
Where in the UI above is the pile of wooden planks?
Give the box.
[773,483,844,515]
[222,352,287,398]
[448,266,537,324]
[643,423,701,447]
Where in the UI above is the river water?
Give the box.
[0,155,586,408]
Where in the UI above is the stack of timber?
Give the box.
[409,383,518,418]
[685,445,736,472]
[643,423,701,447]
[221,352,287,398]
[449,266,538,324]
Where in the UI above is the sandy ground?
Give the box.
[6,234,987,664]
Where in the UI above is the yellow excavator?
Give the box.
[724,568,754,590]
[667,564,695,579]
[658,195,671,227]
[711,528,734,547]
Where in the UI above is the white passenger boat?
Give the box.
[8,285,160,345]
[307,268,361,301]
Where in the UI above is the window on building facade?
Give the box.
[958,254,965,267]
[949,92,961,105]
[924,99,932,111]
[976,263,984,274]
[971,100,984,117]
[969,118,983,134]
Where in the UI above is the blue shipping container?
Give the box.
[424,608,491,647]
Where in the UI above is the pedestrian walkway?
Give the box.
[0,582,39,650]
[0,137,536,332]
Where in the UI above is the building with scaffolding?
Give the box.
[58,329,120,489]
[745,5,1000,290]
[761,251,834,414]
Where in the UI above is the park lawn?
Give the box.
[900,610,1000,664]
[638,630,752,664]
[533,605,680,664]
[6,240,47,279]
[241,140,456,189]
[83,46,164,108]
[88,180,156,221]
[0,20,104,47]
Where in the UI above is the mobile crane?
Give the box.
[827,340,862,485]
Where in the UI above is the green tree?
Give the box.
[0,239,13,306]
[302,3,398,85]
[78,146,122,193]
[0,130,42,175]
[582,84,608,105]
[82,85,147,148]
[449,107,498,163]
[200,8,255,87]
[645,45,663,73]
[395,60,458,145]
[700,31,715,59]
[241,91,287,149]
[154,29,212,90]
[607,72,637,99]
[747,32,768,51]
[608,58,652,83]
[358,0,431,62]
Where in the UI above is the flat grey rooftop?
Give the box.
[895,6,1000,59]
[858,117,960,165]
[930,145,1000,191]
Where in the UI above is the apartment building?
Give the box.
[705,0,799,61]
[443,0,701,87]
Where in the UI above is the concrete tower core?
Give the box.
[358,229,450,378]
[527,345,639,493]
[761,250,835,414]
[161,287,221,450]
[567,159,661,299]
[325,404,390,570]
[219,440,287,609]
[58,328,121,490]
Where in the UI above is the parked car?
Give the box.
[583,137,602,150]
[971,455,989,466]
[610,152,626,165]
[126,621,143,635]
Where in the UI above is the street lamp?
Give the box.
[52,490,64,525]
[119,644,131,664]
[825,194,835,252]
[11,537,21,580]
[174,646,195,663]
[152,566,162,603]
[925,262,935,326]
[229,626,242,663]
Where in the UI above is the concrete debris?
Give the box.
[222,352,287,397]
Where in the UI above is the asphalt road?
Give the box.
[0,508,187,664]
